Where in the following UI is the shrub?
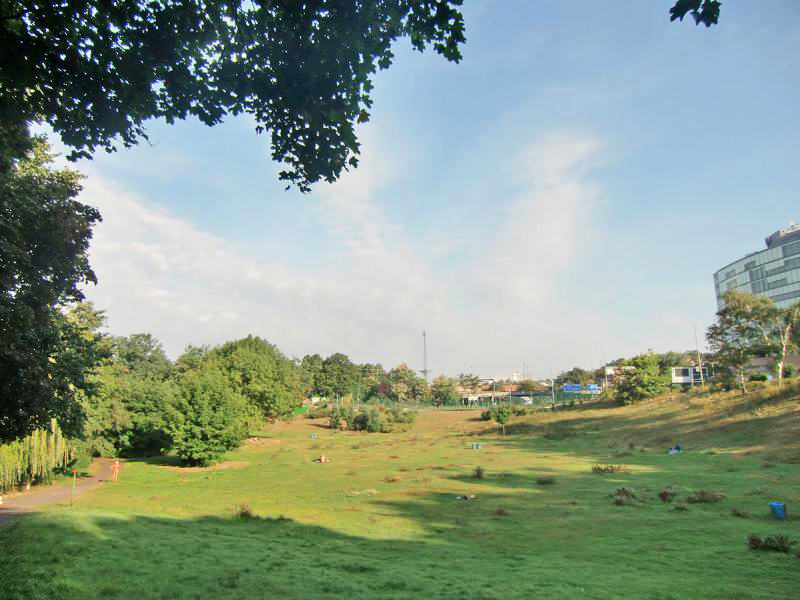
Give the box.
[535,476,556,485]
[232,502,255,519]
[686,490,725,503]
[474,466,485,479]
[493,508,510,517]
[748,534,795,553]
[731,507,750,518]
[167,369,248,466]
[658,487,678,503]
[611,487,638,506]
[328,406,345,430]
[592,464,626,474]
[748,373,769,382]
[307,406,332,419]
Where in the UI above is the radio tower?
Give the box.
[420,331,431,383]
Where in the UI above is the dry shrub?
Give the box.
[658,487,678,503]
[399,467,410,472]
[592,464,626,474]
[474,466,485,479]
[232,502,255,519]
[535,476,556,486]
[747,534,795,553]
[383,475,400,483]
[611,487,638,506]
[345,470,357,476]
[686,490,725,503]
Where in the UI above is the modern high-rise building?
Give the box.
[713,222,800,309]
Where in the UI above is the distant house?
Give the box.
[670,366,709,386]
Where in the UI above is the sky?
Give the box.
[46,1,800,379]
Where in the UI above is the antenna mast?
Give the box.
[421,331,431,383]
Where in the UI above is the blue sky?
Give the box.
[55,1,800,379]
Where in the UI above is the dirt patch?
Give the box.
[159,461,249,473]
[244,437,282,447]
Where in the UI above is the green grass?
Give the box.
[2,386,800,599]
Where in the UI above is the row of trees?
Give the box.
[299,354,430,404]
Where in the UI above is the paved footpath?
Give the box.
[0,458,117,524]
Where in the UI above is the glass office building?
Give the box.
[713,222,800,309]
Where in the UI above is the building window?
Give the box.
[784,241,800,257]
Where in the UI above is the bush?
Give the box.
[686,490,725,503]
[748,534,795,553]
[329,406,345,430]
[592,464,626,474]
[166,369,249,466]
[474,466,485,479]
[232,502,255,519]
[749,373,769,382]
[535,476,556,485]
[307,406,331,419]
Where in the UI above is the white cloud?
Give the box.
[79,131,610,378]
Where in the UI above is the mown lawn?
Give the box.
[2,391,799,599]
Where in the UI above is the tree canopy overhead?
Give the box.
[0,0,466,191]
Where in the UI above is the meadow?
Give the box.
[2,384,799,599]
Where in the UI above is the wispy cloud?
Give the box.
[79,131,608,377]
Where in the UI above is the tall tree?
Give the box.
[1,1,466,192]
[613,352,669,405]
[210,336,301,420]
[431,375,459,406]
[112,333,171,380]
[706,291,773,393]
[317,352,358,400]
[0,138,101,442]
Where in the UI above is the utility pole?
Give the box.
[420,331,430,383]
[694,324,705,388]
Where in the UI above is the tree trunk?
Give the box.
[738,368,747,395]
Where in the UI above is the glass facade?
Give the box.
[713,236,800,309]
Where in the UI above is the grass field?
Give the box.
[2,383,799,599]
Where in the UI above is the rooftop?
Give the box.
[765,221,800,249]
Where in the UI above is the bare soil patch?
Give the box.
[158,461,249,473]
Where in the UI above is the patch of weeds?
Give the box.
[611,487,638,506]
[232,502,255,519]
[399,467,410,472]
[614,451,633,457]
[346,489,378,497]
[673,503,689,512]
[309,442,320,450]
[474,466,485,479]
[658,487,679,503]
[389,455,400,459]
[493,508,511,517]
[592,464,626,474]
[731,507,750,518]
[686,490,726,504]
[628,442,636,450]
[415,476,431,483]
[345,470,357,476]
[761,463,775,469]
[535,476,556,486]
[747,534,796,553]
[383,475,400,483]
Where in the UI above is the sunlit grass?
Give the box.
[2,384,799,598]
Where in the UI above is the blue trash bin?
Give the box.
[769,501,786,520]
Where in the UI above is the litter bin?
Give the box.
[471,442,481,450]
[769,501,786,520]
